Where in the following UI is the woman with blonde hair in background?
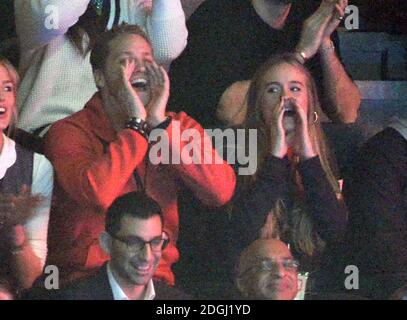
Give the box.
[0,57,53,297]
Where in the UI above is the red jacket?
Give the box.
[44,94,236,285]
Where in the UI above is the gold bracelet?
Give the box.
[299,51,307,62]
[294,50,307,64]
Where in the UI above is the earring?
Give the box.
[313,111,318,124]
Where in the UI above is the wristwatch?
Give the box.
[125,117,149,140]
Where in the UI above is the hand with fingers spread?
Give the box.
[145,61,170,128]
[269,97,289,159]
[295,0,337,61]
[117,58,147,120]
[0,188,43,227]
[291,101,317,161]
[0,188,43,250]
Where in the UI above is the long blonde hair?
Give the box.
[0,57,19,136]
[240,53,340,256]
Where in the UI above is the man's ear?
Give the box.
[99,231,112,255]
[94,69,106,88]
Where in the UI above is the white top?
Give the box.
[107,263,155,300]
[0,135,17,179]
[0,134,53,267]
[15,0,187,134]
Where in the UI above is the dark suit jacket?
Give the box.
[23,264,191,300]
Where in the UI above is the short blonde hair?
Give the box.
[0,57,19,134]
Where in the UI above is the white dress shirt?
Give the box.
[107,262,156,300]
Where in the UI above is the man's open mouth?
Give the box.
[0,107,7,115]
[131,78,148,91]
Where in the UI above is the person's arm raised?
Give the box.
[15,0,91,51]
[144,0,188,67]
[295,0,361,123]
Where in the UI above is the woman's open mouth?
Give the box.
[284,105,296,117]
[284,109,296,117]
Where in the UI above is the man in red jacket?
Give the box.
[43,24,236,286]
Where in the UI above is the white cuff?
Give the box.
[152,0,184,20]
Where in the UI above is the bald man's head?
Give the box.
[237,239,299,300]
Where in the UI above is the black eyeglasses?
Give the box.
[110,232,169,253]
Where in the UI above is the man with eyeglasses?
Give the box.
[236,239,300,300]
[37,192,189,300]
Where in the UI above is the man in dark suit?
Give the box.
[48,265,189,300]
[26,192,189,300]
